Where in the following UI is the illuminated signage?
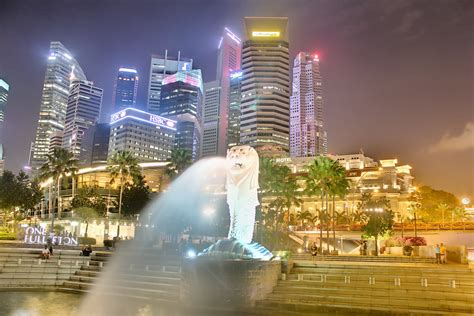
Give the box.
[110,110,127,123]
[149,114,176,128]
[24,227,78,246]
[110,108,177,130]
[119,67,137,74]
[230,71,243,79]
[252,31,280,37]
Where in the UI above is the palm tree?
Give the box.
[39,147,78,229]
[107,151,141,237]
[436,203,450,226]
[302,156,334,253]
[296,210,312,228]
[328,162,349,253]
[165,148,192,179]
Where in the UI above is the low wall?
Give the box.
[180,259,280,310]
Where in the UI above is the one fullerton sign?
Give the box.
[24,227,78,246]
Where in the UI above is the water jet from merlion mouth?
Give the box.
[78,157,229,314]
[78,147,275,315]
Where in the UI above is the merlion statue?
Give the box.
[226,145,259,244]
[199,145,272,260]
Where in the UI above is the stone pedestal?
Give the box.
[180,258,280,310]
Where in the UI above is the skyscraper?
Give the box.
[62,79,103,157]
[227,70,243,149]
[31,42,86,169]
[160,70,203,160]
[0,78,9,125]
[215,27,242,155]
[79,123,110,166]
[240,17,290,156]
[0,78,9,163]
[290,52,327,157]
[113,67,138,111]
[201,81,221,157]
[147,51,193,115]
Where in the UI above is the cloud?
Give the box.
[395,10,424,34]
[429,122,474,153]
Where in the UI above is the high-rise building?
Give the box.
[147,51,193,115]
[215,27,242,155]
[0,144,4,175]
[0,78,9,162]
[31,42,86,169]
[0,78,9,125]
[113,67,138,111]
[49,131,63,155]
[79,123,110,166]
[227,70,243,148]
[108,108,176,162]
[160,70,203,160]
[62,79,103,157]
[201,81,221,157]
[290,52,327,157]
[240,17,290,156]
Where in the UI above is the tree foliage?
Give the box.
[165,148,192,179]
[415,186,460,223]
[71,185,106,215]
[121,174,151,217]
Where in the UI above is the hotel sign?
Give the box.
[252,31,280,37]
[24,227,78,246]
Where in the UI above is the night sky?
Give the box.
[0,0,472,198]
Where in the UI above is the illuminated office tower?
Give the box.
[201,81,221,157]
[62,80,103,157]
[79,123,110,166]
[0,78,9,125]
[31,42,86,169]
[227,70,243,148]
[108,108,176,162]
[240,17,290,156]
[160,70,203,160]
[147,51,193,115]
[113,67,138,111]
[215,27,242,155]
[290,52,327,157]
[0,78,9,161]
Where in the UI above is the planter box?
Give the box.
[386,247,403,255]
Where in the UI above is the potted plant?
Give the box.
[403,245,413,256]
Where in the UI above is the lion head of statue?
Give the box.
[226,145,259,190]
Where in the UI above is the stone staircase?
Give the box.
[59,251,182,303]
[256,261,474,315]
[291,253,437,264]
[0,248,89,289]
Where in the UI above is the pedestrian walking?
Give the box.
[434,244,441,264]
[311,242,318,261]
[440,243,447,264]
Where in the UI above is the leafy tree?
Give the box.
[39,147,78,225]
[416,186,460,223]
[74,207,98,237]
[71,185,106,215]
[165,148,192,179]
[0,171,42,230]
[359,194,394,256]
[121,175,151,217]
[107,151,141,237]
[296,210,312,227]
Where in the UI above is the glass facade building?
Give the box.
[160,70,203,160]
[79,123,110,166]
[215,27,242,155]
[201,80,221,157]
[0,78,9,125]
[113,67,138,112]
[227,70,243,149]
[62,79,103,157]
[147,50,193,115]
[31,41,86,169]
